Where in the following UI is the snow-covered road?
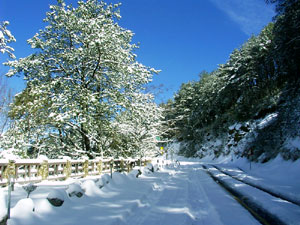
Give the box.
[121,161,259,225]
[3,159,264,225]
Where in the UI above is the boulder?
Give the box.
[47,189,66,207]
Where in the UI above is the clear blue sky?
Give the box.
[0,0,275,103]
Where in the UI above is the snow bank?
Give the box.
[81,180,104,196]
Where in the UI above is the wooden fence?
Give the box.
[0,158,152,186]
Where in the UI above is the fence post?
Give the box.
[38,160,49,180]
[97,160,102,175]
[7,175,12,219]
[4,160,16,182]
[110,159,114,178]
[75,163,79,174]
[64,160,72,179]
[83,160,89,177]
[120,158,124,172]
[127,160,131,173]
[4,160,15,220]
[28,165,31,179]
[4,160,16,190]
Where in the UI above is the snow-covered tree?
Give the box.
[0,21,16,59]
[112,92,163,158]
[2,0,160,159]
[0,21,15,135]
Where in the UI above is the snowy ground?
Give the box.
[0,156,299,225]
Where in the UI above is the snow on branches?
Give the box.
[1,0,162,159]
[0,21,16,59]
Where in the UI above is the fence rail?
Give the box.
[0,158,152,186]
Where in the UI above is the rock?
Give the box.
[67,183,85,198]
[47,189,66,207]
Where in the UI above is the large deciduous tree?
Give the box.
[2,0,161,159]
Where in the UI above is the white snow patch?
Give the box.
[284,137,300,151]
[257,113,278,129]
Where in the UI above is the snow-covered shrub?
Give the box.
[22,183,37,198]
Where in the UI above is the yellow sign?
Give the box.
[160,146,164,155]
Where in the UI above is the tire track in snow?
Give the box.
[212,165,300,207]
[203,165,300,225]
[187,166,260,225]
[112,167,198,225]
[187,168,224,225]
[111,163,260,225]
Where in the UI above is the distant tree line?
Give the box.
[163,0,300,161]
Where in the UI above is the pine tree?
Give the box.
[266,0,300,81]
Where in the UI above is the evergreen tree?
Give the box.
[267,0,300,81]
[165,22,282,159]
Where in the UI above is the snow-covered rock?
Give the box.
[67,183,84,198]
[47,189,66,207]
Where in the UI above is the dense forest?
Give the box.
[162,0,300,162]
